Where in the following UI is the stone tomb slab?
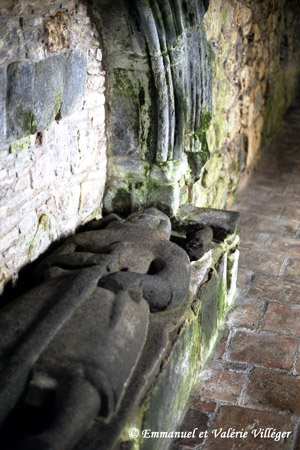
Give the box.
[0,207,240,450]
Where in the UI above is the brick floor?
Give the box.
[269,236,300,258]
[244,367,300,414]
[239,229,273,249]
[204,406,296,450]
[172,107,300,449]
[191,398,217,413]
[239,249,285,275]
[227,330,297,369]
[236,268,252,291]
[262,302,300,336]
[282,257,300,279]
[173,409,209,448]
[248,273,300,303]
[196,369,246,402]
[227,298,265,330]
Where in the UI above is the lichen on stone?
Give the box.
[10,135,31,153]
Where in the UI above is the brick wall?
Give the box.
[0,1,107,292]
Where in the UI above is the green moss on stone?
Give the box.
[221,5,229,25]
[52,89,63,122]
[39,214,50,231]
[85,208,101,222]
[140,317,200,450]
[262,64,293,141]
[132,179,180,216]
[113,68,137,101]
[199,110,212,134]
[10,135,31,153]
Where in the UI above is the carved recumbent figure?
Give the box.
[0,208,198,450]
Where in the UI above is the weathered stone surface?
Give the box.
[100,0,213,213]
[141,318,201,450]
[4,44,87,144]
[0,2,107,278]
[0,267,11,296]
[199,271,220,355]
[36,209,190,312]
[172,204,240,238]
[0,66,6,143]
[61,51,87,117]
[33,54,65,131]
[6,60,35,140]
[109,86,140,158]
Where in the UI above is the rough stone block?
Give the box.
[6,61,34,140]
[131,181,181,217]
[61,51,87,117]
[191,398,217,413]
[110,93,140,158]
[172,205,240,238]
[34,54,65,131]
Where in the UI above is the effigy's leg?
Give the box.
[19,377,100,450]
[0,266,102,427]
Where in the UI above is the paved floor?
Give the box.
[174,107,300,449]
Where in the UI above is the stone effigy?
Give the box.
[0,206,240,450]
[0,208,191,450]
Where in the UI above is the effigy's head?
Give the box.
[125,207,172,239]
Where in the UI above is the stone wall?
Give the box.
[99,0,300,215]
[0,1,107,292]
[201,0,300,204]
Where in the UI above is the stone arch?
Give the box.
[91,0,213,215]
